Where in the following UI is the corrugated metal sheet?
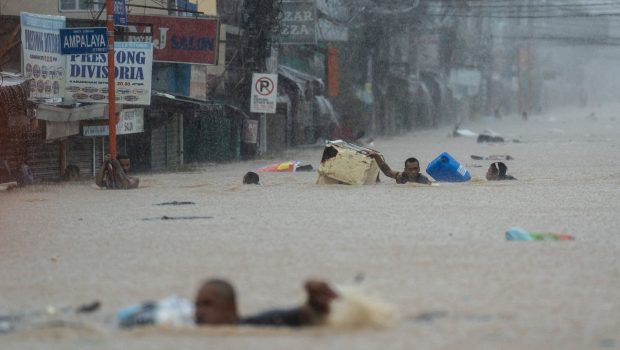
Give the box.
[150,126,166,171]
[0,127,62,182]
[165,115,180,168]
[68,137,96,178]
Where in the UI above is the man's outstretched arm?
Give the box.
[95,156,110,188]
[368,152,399,179]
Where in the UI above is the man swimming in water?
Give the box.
[368,152,432,184]
[194,279,338,327]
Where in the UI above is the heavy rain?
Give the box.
[0,1,619,349]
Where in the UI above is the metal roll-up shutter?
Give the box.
[27,139,60,181]
[68,136,96,178]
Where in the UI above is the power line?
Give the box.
[427,1,620,9]
[423,11,620,19]
[492,34,620,46]
[425,0,620,16]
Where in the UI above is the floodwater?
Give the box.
[1,105,619,350]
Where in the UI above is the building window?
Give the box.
[59,0,102,12]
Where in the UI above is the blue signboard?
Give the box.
[176,0,197,16]
[114,0,127,26]
[60,27,108,55]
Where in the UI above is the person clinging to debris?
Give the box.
[194,278,338,327]
[96,153,139,189]
[486,162,516,181]
[368,152,432,184]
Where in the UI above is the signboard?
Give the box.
[60,27,108,55]
[20,12,66,100]
[280,1,316,45]
[65,41,153,105]
[126,15,218,65]
[242,119,258,143]
[250,73,278,114]
[114,0,127,26]
[176,0,197,16]
[83,108,144,136]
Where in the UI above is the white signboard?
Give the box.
[65,41,153,105]
[83,108,144,136]
[20,12,66,100]
[242,119,258,143]
[250,73,278,114]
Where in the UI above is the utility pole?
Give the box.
[106,0,117,158]
[241,0,278,157]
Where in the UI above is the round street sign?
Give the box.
[255,77,275,96]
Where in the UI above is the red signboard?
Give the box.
[126,15,218,65]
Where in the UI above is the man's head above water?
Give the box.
[117,154,131,173]
[396,157,420,183]
[404,157,420,176]
[486,162,509,180]
[194,279,239,325]
[243,171,260,185]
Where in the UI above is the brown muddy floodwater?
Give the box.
[1,105,619,350]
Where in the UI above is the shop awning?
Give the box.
[151,90,250,120]
[278,65,325,96]
[36,103,107,122]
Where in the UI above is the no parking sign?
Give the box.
[250,73,278,113]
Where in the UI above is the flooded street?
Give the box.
[1,105,619,349]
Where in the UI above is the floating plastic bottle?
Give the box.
[116,295,194,329]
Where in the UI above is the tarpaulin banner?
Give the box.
[20,12,66,100]
[65,41,153,105]
[126,15,218,65]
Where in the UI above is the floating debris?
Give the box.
[154,201,196,206]
[411,310,448,323]
[142,216,213,221]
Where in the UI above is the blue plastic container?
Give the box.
[426,152,471,182]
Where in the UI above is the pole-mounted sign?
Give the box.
[250,73,278,114]
[60,27,108,55]
[114,0,127,26]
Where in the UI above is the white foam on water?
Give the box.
[326,285,397,329]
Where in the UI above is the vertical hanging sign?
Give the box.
[114,0,127,26]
